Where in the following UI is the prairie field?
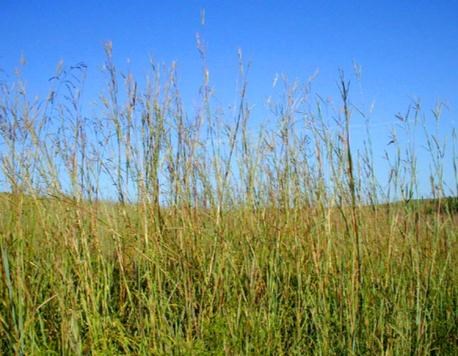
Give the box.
[0,48,457,354]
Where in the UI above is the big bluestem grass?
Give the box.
[0,44,456,354]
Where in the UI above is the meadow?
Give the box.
[0,45,456,354]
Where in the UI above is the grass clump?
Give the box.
[0,45,456,354]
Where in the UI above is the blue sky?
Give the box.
[1,1,457,108]
[2,1,457,113]
[1,1,457,197]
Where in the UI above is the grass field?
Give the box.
[0,48,457,354]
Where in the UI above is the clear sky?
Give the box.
[1,1,457,107]
[1,0,457,197]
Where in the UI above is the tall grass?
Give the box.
[0,44,456,354]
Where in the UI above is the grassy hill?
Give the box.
[0,191,456,354]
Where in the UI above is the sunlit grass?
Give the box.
[0,44,456,354]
